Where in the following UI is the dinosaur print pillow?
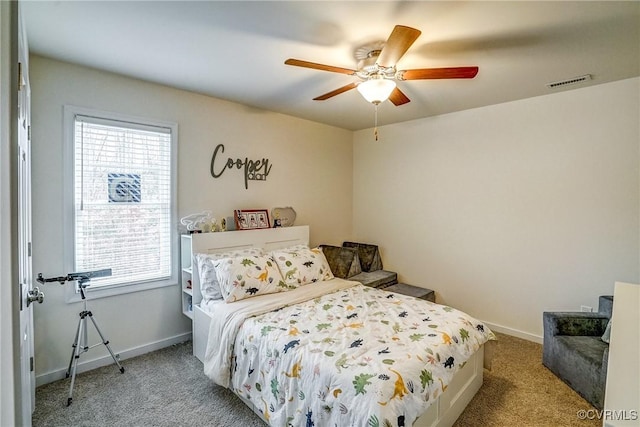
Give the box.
[195,248,264,302]
[270,246,334,287]
[212,254,286,302]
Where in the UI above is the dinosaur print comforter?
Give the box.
[204,279,495,427]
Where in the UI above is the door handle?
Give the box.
[26,287,44,307]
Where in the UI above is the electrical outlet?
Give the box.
[580,305,593,312]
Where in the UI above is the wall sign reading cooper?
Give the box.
[210,144,272,189]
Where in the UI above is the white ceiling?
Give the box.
[22,1,640,131]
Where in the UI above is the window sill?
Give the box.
[65,277,177,303]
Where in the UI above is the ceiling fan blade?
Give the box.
[285,58,356,75]
[313,82,358,101]
[376,25,422,68]
[400,66,479,80]
[389,87,410,106]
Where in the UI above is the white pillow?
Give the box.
[601,320,612,344]
[270,246,334,287]
[213,254,285,302]
[195,248,263,302]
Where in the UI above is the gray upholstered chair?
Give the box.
[542,295,613,409]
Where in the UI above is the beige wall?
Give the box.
[604,282,640,425]
[30,56,353,382]
[353,78,640,341]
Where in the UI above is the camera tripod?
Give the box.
[64,281,125,406]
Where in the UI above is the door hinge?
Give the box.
[30,357,34,372]
[28,125,31,141]
[28,242,32,257]
[18,62,23,91]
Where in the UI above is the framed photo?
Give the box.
[234,209,270,230]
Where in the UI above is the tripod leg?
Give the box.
[65,316,83,378]
[67,316,84,406]
[87,313,125,373]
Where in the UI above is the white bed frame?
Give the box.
[191,225,310,359]
[189,226,485,427]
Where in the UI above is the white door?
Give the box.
[17,6,37,424]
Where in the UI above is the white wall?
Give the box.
[353,78,640,341]
[30,56,353,383]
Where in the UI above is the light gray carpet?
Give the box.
[33,334,599,427]
[33,341,265,427]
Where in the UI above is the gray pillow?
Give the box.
[319,245,362,279]
[342,241,383,272]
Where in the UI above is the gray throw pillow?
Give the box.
[319,245,362,279]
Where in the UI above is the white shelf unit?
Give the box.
[188,226,310,360]
[180,234,194,319]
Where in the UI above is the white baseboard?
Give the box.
[482,320,543,344]
[36,332,192,387]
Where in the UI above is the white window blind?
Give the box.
[73,114,173,289]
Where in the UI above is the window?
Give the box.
[64,106,177,299]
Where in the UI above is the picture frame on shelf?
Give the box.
[234,209,270,230]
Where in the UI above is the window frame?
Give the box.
[63,105,178,302]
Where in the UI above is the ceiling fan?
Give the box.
[285,25,479,106]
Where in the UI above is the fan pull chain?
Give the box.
[374,103,379,141]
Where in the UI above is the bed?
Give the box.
[190,226,495,426]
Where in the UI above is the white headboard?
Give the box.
[189,225,309,305]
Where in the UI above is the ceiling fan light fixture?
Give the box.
[357,77,396,104]
[285,24,478,109]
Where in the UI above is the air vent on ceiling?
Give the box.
[546,74,592,89]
